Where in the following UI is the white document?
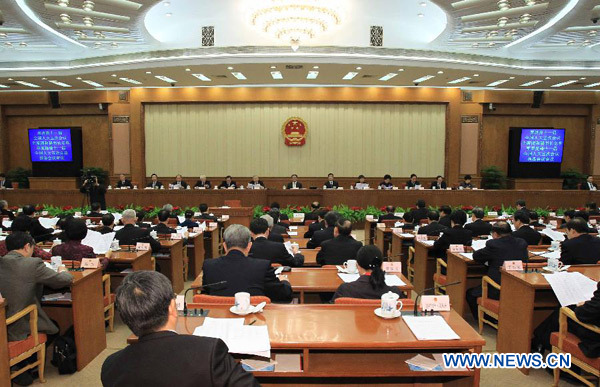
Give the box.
[400,233,415,238]
[384,275,406,286]
[288,231,298,236]
[403,315,460,340]
[471,239,488,251]
[177,216,185,224]
[38,217,59,229]
[542,272,598,307]
[541,228,566,242]
[82,230,115,254]
[112,212,123,223]
[2,220,12,229]
[113,225,124,231]
[283,241,294,256]
[338,273,360,283]
[541,250,561,259]
[460,253,474,260]
[421,240,435,246]
[193,318,271,357]
[289,226,298,230]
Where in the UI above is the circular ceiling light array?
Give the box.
[497,17,508,27]
[82,1,95,12]
[83,16,94,26]
[519,14,532,24]
[497,0,510,11]
[57,0,69,7]
[60,13,71,23]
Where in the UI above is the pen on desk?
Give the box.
[249,319,257,326]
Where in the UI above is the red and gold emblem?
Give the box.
[282,117,307,146]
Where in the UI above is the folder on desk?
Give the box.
[193,318,271,358]
[403,316,460,341]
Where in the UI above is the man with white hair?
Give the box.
[194,175,211,189]
[0,199,15,220]
[202,224,293,302]
[261,214,284,243]
[115,209,161,253]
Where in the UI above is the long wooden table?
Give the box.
[127,304,485,385]
[109,250,153,271]
[157,239,185,293]
[496,264,600,375]
[2,188,599,209]
[42,268,106,371]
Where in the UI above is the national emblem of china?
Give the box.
[282,117,308,146]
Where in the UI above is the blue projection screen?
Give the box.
[28,128,73,162]
[518,128,565,163]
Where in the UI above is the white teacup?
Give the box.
[381,291,403,317]
[343,259,358,273]
[50,256,62,270]
[234,292,251,313]
[52,239,62,246]
[550,240,560,251]
[548,257,564,271]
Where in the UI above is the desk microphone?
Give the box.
[413,281,461,317]
[182,281,228,317]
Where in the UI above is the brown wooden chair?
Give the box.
[191,294,271,305]
[407,246,415,283]
[551,306,600,386]
[433,258,447,295]
[477,276,500,333]
[224,200,241,207]
[102,274,116,332]
[7,305,47,384]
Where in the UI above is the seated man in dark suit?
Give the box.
[465,207,492,237]
[573,210,597,233]
[0,199,15,220]
[533,279,600,358]
[378,174,393,190]
[115,209,161,253]
[170,174,189,189]
[194,174,211,189]
[418,210,447,236]
[354,174,369,190]
[323,173,339,189]
[269,202,289,221]
[202,224,293,302]
[248,175,265,189]
[307,211,339,249]
[0,216,51,259]
[136,210,152,228]
[432,210,473,259]
[405,174,420,189]
[249,218,304,267]
[559,210,576,230]
[303,209,327,238]
[459,175,473,189]
[581,175,598,191]
[466,222,528,320]
[116,173,133,189]
[260,214,284,243]
[152,210,177,235]
[285,174,303,189]
[528,211,544,228]
[0,173,12,189]
[268,208,289,232]
[20,204,54,242]
[146,173,163,189]
[218,175,237,189]
[430,175,447,190]
[98,213,115,234]
[438,205,452,228]
[198,203,217,221]
[560,217,600,265]
[512,210,542,246]
[379,205,401,221]
[317,218,362,266]
[304,202,321,221]
[516,199,527,213]
[409,199,429,224]
[101,271,257,387]
[87,201,103,217]
[401,212,416,230]
[586,201,600,216]
[179,210,199,229]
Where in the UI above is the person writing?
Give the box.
[378,174,393,190]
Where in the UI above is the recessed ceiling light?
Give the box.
[270,66,276,69]
[48,80,72,88]
[8,78,13,81]
[60,14,71,23]
[580,77,587,80]
[82,16,93,26]
[146,71,152,74]
[545,76,551,80]
[185,68,191,72]
[270,71,283,80]
[398,68,404,72]
[487,79,509,87]
[163,1,170,5]
[413,75,435,83]
[356,67,362,70]
[0,84,9,88]
[120,77,142,85]
[473,74,479,77]
[42,77,47,80]
[448,77,471,84]
[420,1,427,6]
[313,65,319,69]
[509,76,515,79]
[342,72,359,80]
[76,77,82,80]
[418,13,424,17]
[192,73,211,82]
[19,42,27,47]
[4,42,12,47]
[380,73,398,81]
[437,70,444,74]
[584,82,600,88]
[551,80,578,88]
[165,12,172,17]
[15,81,40,88]
[110,42,118,47]
[520,80,543,87]
[307,71,319,80]
[82,80,103,87]
[57,0,69,7]
[82,0,94,12]
[111,74,117,77]
[497,0,510,10]
[155,75,177,83]
[231,72,247,80]
[0,33,6,38]
[227,66,234,70]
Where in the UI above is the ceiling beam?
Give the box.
[462,21,538,33]
[55,22,129,33]
[461,3,549,22]
[45,3,130,22]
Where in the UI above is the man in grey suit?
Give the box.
[0,232,73,342]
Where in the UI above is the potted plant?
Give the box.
[560,168,585,190]
[6,167,32,189]
[480,166,506,189]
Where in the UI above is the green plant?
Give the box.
[480,165,506,189]
[81,166,109,185]
[560,168,585,190]
[6,167,32,189]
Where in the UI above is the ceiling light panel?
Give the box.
[520,80,543,86]
[306,71,319,80]
[487,79,509,86]
[584,82,600,88]
[231,72,246,80]
[192,73,211,81]
[379,73,398,81]
[14,80,40,88]
[342,72,358,80]
[270,71,283,80]
[120,77,142,84]
[448,77,471,84]
[155,75,176,83]
[81,79,103,87]
[413,75,435,83]
[47,80,71,87]
[551,79,578,87]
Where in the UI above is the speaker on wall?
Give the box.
[532,90,544,108]
[49,91,60,109]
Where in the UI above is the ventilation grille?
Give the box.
[370,26,383,47]
[202,26,215,47]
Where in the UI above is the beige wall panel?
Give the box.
[460,122,479,175]
[144,103,446,178]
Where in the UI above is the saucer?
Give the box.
[374,307,401,319]
[229,305,254,316]
[336,266,359,274]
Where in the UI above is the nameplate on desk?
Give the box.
[80,258,100,269]
[487,211,498,217]
[376,223,385,229]
[194,212,201,217]
[415,234,428,242]
[209,222,218,228]
[192,227,203,233]
[171,233,182,240]
[292,213,304,220]
[549,212,556,217]
[287,231,298,236]
[549,220,558,228]
[42,211,48,216]
[382,262,402,272]
[74,211,82,217]
[392,228,403,235]
[365,215,375,221]
[449,244,465,253]
[503,260,523,271]
[420,295,450,312]
[136,242,150,251]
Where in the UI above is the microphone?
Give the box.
[413,281,461,317]
[182,281,228,317]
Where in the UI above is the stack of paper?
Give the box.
[460,253,474,260]
[193,318,271,357]
[42,292,72,302]
[337,273,406,286]
[540,229,566,242]
[540,250,561,259]
[542,272,597,307]
[82,230,116,254]
[2,220,12,229]
[405,354,443,371]
[38,217,60,229]
[403,315,460,340]
[400,233,415,238]
[471,239,487,251]
[421,240,435,246]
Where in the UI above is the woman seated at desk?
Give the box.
[51,218,108,268]
[332,245,405,301]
